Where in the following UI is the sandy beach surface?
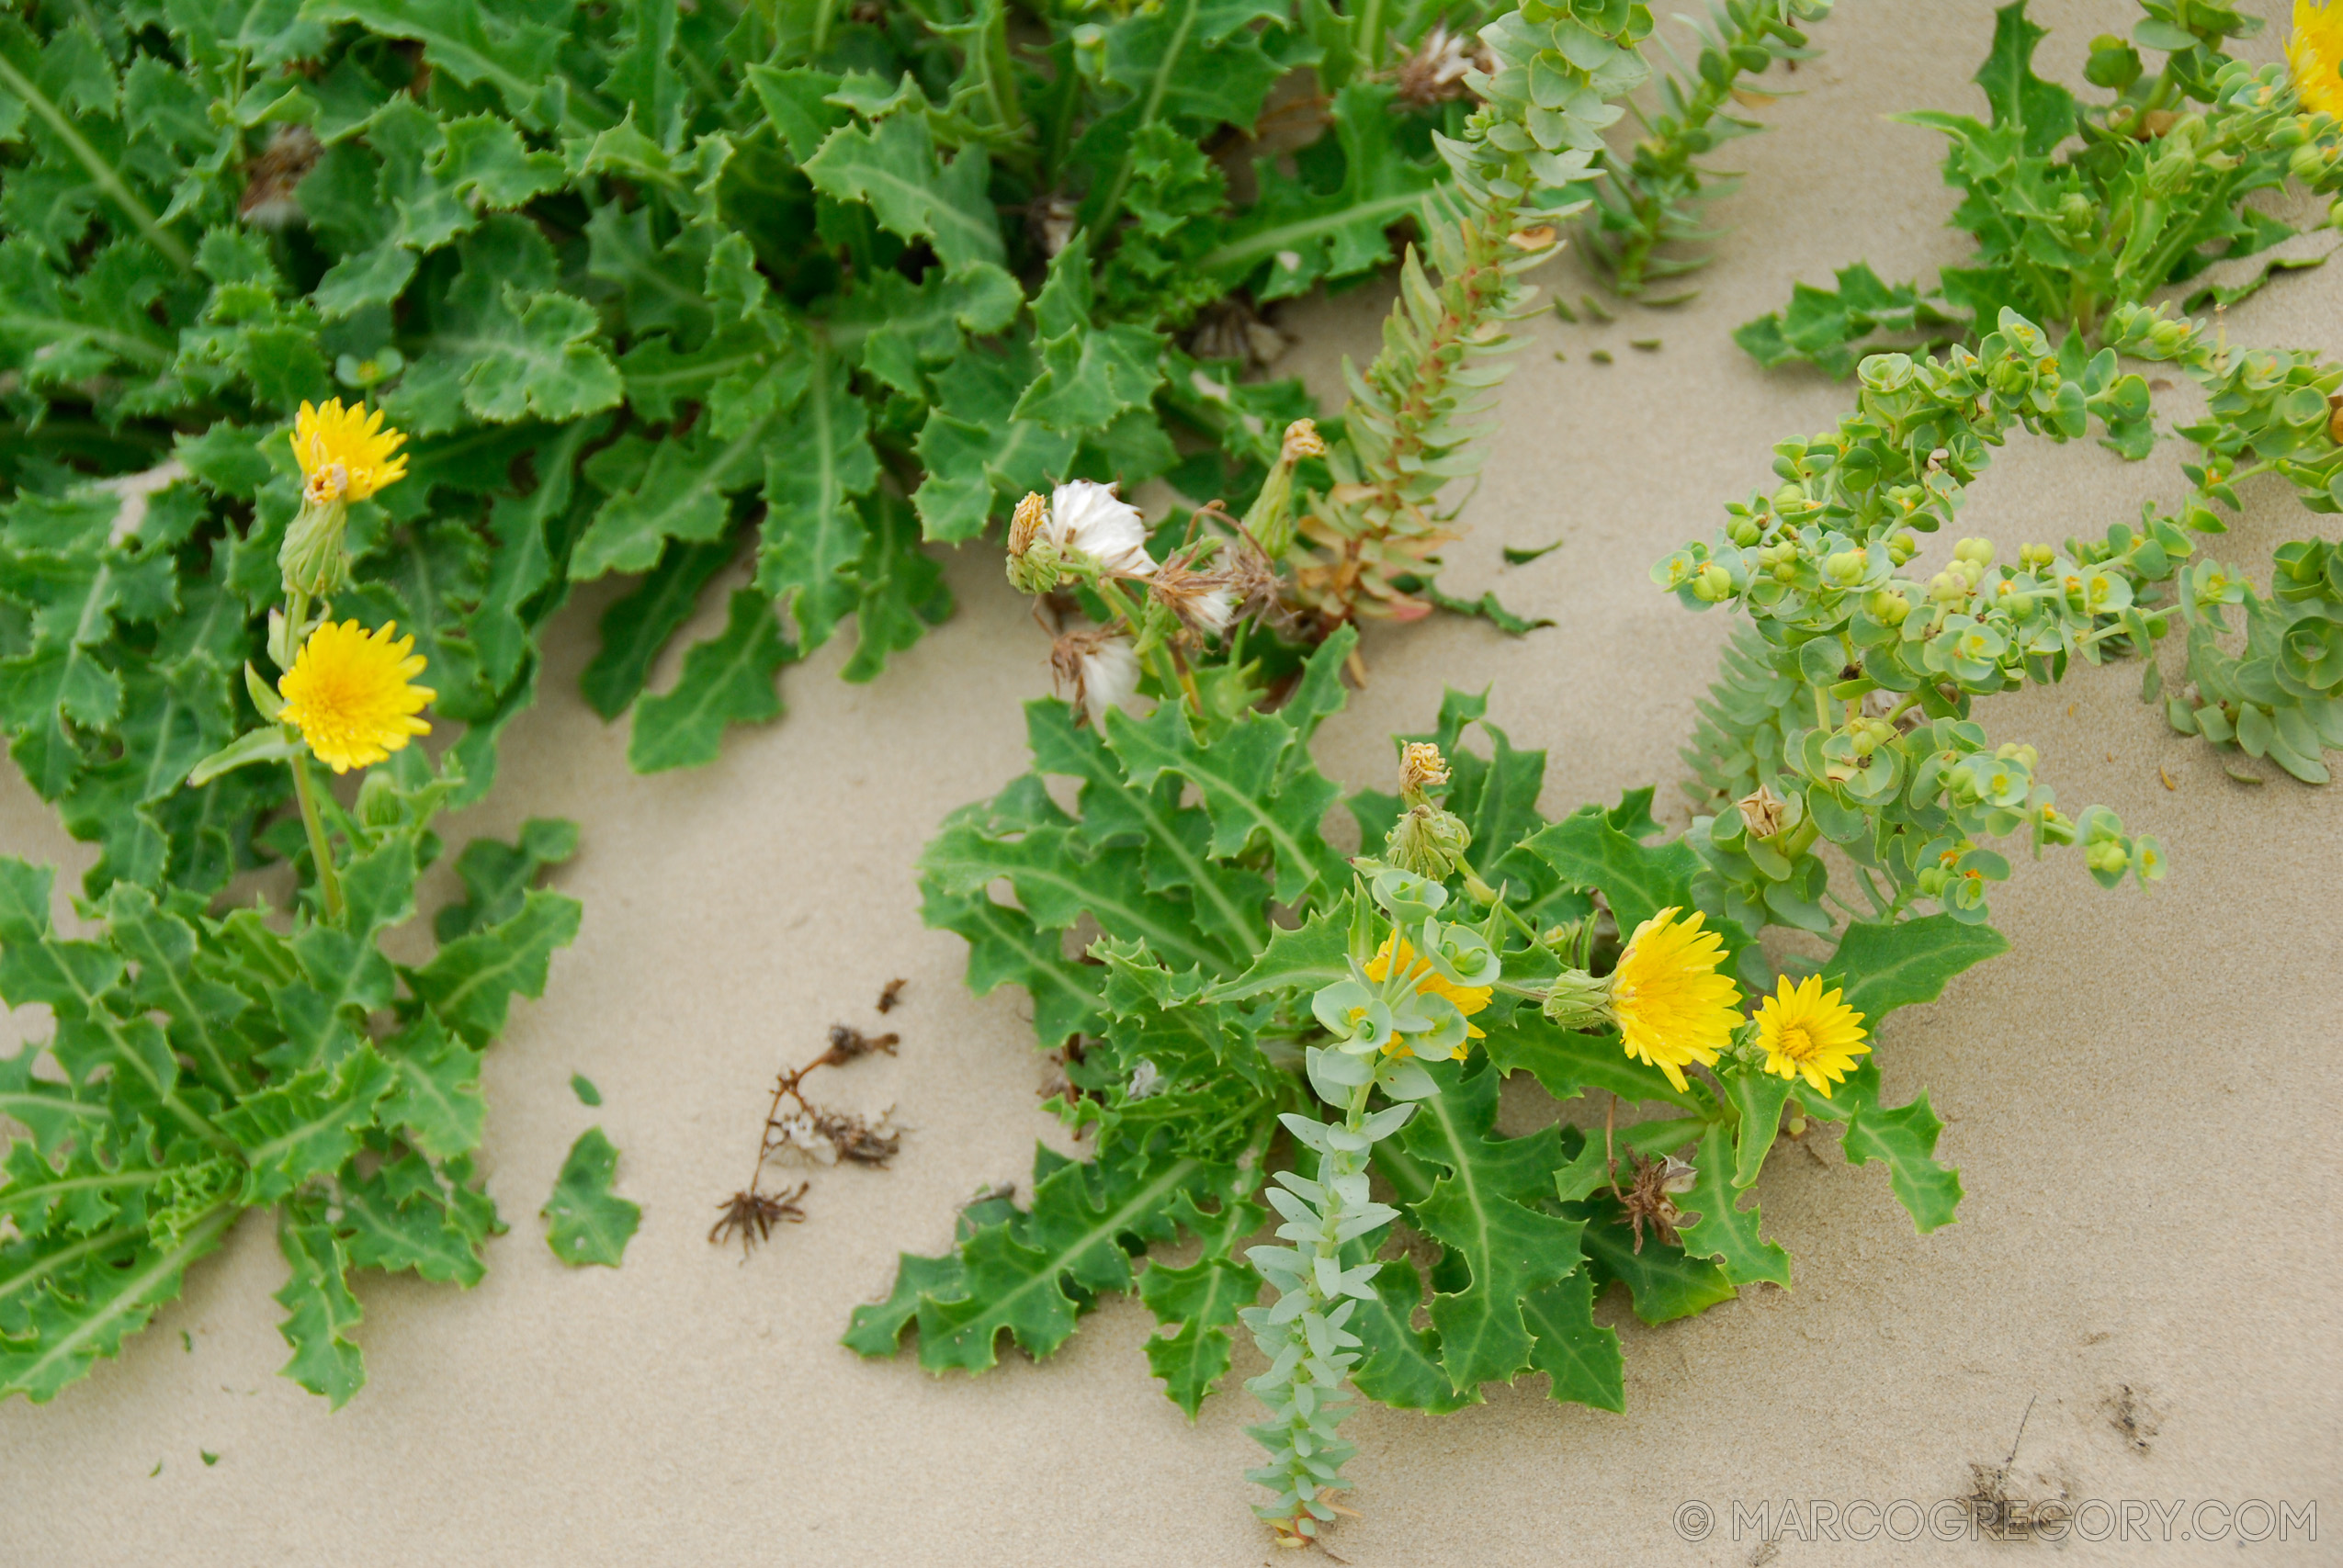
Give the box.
[4,2,2338,1562]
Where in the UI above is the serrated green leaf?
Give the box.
[1672,1122,1791,1287]
[1209,84,1437,299]
[918,874,1105,1048]
[274,1219,366,1407]
[0,1203,233,1404]
[838,490,951,683]
[1205,897,1351,1001]
[911,1144,1225,1372]
[1344,1249,1481,1414]
[335,1149,499,1286]
[305,0,561,125]
[1820,1062,1964,1235]
[217,1043,394,1204]
[1104,704,1344,906]
[1973,1,2077,158]
[802,112,1003,269]
[436,818,580,942]
[542,1126,639,1268]
[754,351,878,650]
[1579,1203,1737,1325]
[843,1249,966,1357]
[1138,1253,1255,1417]
[1024,699,1268,960]
[1721,1066,1794,1189]
[1398,1060,1587,1393]
[627,588,791,773]
[1521,1268,1624,1412]
[1521,805,1720,943]
[1482,1014,1703,1111]
[376,1012,483,1161]
[577,537,733,721]
[1821,915,2009,1028]
[407,887,582,1045]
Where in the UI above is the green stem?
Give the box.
[1354,0,1387,74]
[291,752,345,925]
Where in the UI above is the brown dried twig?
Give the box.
[712,1020,903,1255]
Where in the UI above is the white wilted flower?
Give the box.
[1050,625,1141,728]
[1047,479,1156,578]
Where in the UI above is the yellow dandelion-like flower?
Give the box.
[277,620,434,773]
[1609,907,1741,1093]
[2292,0,2343,119]
[290,399,409,505]
[1753,975,1871,1093]
[1366,932,1491,1043]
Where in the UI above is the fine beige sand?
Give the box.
[5,2,2338,1562]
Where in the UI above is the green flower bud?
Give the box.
[277,494,354,600]
[1888,530,1921,565]
[1953,537,1993,566]
[1824,549,1865,585]
[1540,968,1613,1032]
[1867,588,1911,626]
[1696,563,1735,601]
[1727,517,1761,547]
[1386,804,1474,881]
[355,770,404,828]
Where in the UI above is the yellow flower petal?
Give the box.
[1753,973,1871,1093]
[278,619,436,774]
[1610,906,1740,1090]
[2292,0,2343,119]
[290,399,410,505]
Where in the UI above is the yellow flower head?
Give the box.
[1610,906,1741,1093]
[277,619,434,773]
[291,399,408,506]
[1365,931,1491,1044]
[2293,0,2343,119]
[1753,975,1871,1094]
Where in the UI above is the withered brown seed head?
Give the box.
[1279,418,1327,465]
[1008,491,1047,557]
[1399,740,1451,796]
[1737,782,1787,839]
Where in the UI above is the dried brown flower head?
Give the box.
[1007,491,1047,558]
[1617,1151,1696,1253]
[1149,549,1240,640]
[1280,418,1327,464]
[1736,782,1787,839]
[240,125,323,230]
[1399,740,1451,797]
[1392,25,1490,108]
